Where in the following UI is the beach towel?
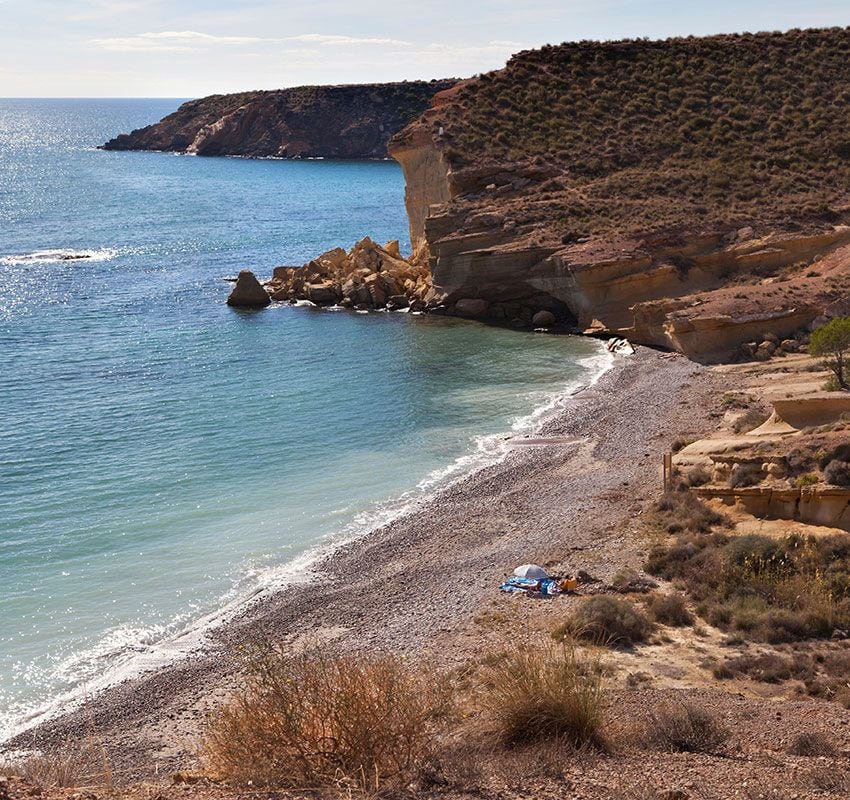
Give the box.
[499,576,563,597]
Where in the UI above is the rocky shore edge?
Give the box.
[226,237,571,329]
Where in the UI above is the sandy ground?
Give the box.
[4,348,722,778]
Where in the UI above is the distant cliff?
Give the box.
[389,28,850,361]
[102,80,456,158]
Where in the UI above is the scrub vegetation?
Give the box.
[440,28,850,237]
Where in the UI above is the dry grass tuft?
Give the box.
[477,644,605,749]
[203,646,451,791]
[643,700,729,753]
[788,731,837,757]
[652,491,730,534]
[0,742,107,791]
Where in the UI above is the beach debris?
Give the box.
[500,564,579,597]
[514,563,548,579]
[606,337,635,356]
[227,269,271,308]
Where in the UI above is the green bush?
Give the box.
[810,317,850,390]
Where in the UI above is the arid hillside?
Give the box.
[390,28,850,360]
[102,80,456,158]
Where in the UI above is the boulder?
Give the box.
[342,278,371,306]
[349,237,382,272]
[387,295,409,309]
[315,247,348,271]
[364,273,387,306]
[269,286,292,302]
[454,298,490,317]
[227,270,271,308]
[306,282,341,305]
[532,309,557,327]
[384,240,402,258]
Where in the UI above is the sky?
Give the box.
[2,0,850,97]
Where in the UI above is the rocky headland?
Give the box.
[101,80,456,158]
[221,29,850,362]
[385,27,850,362]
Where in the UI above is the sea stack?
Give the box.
[227,270,271,308]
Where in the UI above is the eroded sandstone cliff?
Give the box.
[389,28,850,360]
[102,81,456,158]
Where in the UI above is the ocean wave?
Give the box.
[0,248,118,266]
[0,343,615,746]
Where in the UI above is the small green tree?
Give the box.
[809,317,850,390]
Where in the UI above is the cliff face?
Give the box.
[389,28,850,360]
[102,81,456,158]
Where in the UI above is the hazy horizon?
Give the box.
[3,1,850,98]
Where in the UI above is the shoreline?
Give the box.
[1,341,613,748]
[5,348,719,778]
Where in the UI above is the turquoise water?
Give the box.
[0,99,608,740]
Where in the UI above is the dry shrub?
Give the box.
[788,731,837,757]
[478,644,605,748]
[644,700,729,753]
[647,531,850,643]
[652,491,729,534]
[203,647,450,791]
[1,742,107,790]
[723,651,813,684]
[555,596,654,648]
[798,764,850,794]
[648,593,694,627]
[825,460,850,487]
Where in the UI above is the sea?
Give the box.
[0,98,610,742]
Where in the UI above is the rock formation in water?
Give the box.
[227,270,271,308]
[388,28,850,361]
[266,238,430,310]
[257,237,572,325]
[102,81,456,159]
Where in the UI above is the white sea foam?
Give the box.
[0,248,118,266]
[0,343,614,746]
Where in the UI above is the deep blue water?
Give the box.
[0,99,608,739]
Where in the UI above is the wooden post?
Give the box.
[663,452,673,493]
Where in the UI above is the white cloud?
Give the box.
[91,30,411,53]
[285,33,411,46]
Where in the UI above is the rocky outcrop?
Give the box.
[697,485,850,532]
[388,28,850,360]
[102,81,456,158]
[227,270,271,308]
[265,238,431,310]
